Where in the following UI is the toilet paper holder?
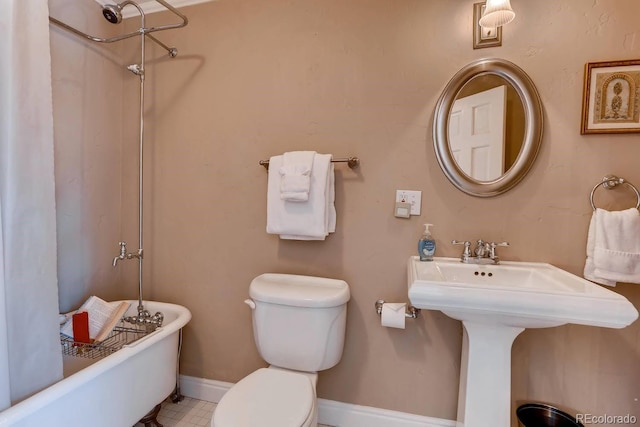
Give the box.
[375,300,421,319]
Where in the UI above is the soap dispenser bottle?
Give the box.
[418,223,436,261]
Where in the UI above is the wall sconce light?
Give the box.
[479,0,515,28]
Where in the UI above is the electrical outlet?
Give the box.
[395,190,422,215]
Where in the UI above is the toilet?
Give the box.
[212,273,350,427]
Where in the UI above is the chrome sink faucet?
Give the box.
[474,239,490,258]
[452,239,509,264]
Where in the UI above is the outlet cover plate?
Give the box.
[396,190,422,215]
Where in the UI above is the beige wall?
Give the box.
[52,0,640,424]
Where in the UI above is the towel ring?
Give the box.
[589,175,640,211]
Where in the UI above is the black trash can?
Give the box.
[517,403,584,427]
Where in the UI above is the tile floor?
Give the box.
[135,396,332,427]
[156,397,214,426]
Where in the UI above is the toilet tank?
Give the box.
[248,273,350,372]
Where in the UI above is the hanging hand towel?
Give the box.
[592,208,640,284]
[267,154,334,239]
[279,151,315,202]
[584,212,616,286]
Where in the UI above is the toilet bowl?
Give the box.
[211,273,350,427]
[212,368,318,427]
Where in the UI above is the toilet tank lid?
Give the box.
[250,273,350,308]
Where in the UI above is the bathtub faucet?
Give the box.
[112,241,143,267]
[124,309,164,331]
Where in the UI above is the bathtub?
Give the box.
[0,300,191,427]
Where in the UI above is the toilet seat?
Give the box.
[212,368,315,427]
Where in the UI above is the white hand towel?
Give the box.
[584,212,616,286]
[280,151,315,202]
[267,154,334,239]
[279,168,310,201]
[592,208,640,284]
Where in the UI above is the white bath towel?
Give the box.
[279,151,315,202]
[267,154,335,240]
[584,208,640,286]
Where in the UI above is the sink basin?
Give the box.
[407,256,638,427]
[408,256,638,328]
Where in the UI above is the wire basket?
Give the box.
[60,323,151,359]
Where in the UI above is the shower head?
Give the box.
[102,4,123,24]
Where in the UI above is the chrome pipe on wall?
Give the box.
[48,0,188,57]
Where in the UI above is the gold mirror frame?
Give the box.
[433,58,544,197]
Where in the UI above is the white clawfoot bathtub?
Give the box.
[0,300,191,427]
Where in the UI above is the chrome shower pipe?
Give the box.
[135,0,146,315]
[48,0,188,57]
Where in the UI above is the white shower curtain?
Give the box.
[0,0,63,409]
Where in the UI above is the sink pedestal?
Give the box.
[408,257,638,427]
[455,318,524,427]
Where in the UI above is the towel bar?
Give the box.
[259,156,359,170]
[590,175,640,211]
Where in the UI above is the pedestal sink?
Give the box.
[407,256,638,427]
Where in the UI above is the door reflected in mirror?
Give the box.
[449,75,525,182]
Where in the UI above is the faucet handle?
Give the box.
[491,241,510,248]
[489,241,509,261]
[451,240,471,260]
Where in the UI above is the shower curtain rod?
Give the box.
[48,0,188,57]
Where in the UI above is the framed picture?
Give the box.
[473,2,502,49]
[581,59,640,134]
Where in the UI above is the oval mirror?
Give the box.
[433,58,543,197]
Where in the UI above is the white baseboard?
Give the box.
[179,375,230,404]
[179,375,456,427]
